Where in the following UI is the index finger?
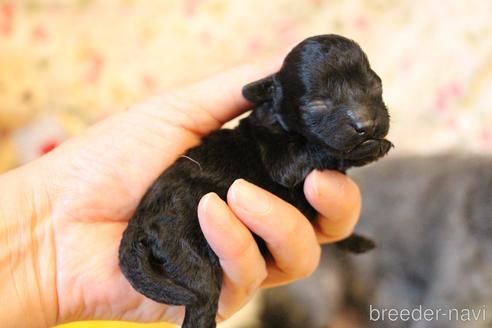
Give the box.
[304,170,362,243]
[227,179,321,287]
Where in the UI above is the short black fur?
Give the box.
[119,34,392,328]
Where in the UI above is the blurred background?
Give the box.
[1,0,491,327]
[1,0,491,173]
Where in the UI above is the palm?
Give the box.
[45,66,277,323]
[51,109,207,323]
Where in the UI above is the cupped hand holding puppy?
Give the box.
[0,61,361,326]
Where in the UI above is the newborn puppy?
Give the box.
[119,34,392,328]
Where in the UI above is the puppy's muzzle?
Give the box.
[344,139,393,160]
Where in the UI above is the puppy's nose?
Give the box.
[350,119,375,136]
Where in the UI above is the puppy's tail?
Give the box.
[118,222,199,306]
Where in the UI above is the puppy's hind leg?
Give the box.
[118,220,200,306]
[182,250,222,328]
[182,298,220,328]
[119,215,223,327]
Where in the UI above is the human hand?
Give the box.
[0,59,361,326]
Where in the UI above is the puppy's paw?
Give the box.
[335,233,375,254]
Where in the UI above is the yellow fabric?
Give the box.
[56,321,174,328]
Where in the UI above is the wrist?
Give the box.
[0,162,58,327]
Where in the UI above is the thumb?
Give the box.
[39,57,282,211]
[130,55,282,137]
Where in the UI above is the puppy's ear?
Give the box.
[242,75,275,104]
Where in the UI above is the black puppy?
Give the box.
[119,34,392,328]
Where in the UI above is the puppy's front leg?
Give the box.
[335,233,375,253]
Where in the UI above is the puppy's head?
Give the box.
[243,34,392,165]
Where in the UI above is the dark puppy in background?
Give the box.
[119,34,392,328]
[258,155,492,328]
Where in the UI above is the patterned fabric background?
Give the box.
[1,0,492,173]
[1,1,491,327]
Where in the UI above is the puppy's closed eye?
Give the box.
[301,99,333,112]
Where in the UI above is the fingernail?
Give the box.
[230,179,272,214]
[310,170,321,196]
[202,193,230,225]
[312,170,346,197]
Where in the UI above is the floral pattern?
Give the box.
[1,0,491,172]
